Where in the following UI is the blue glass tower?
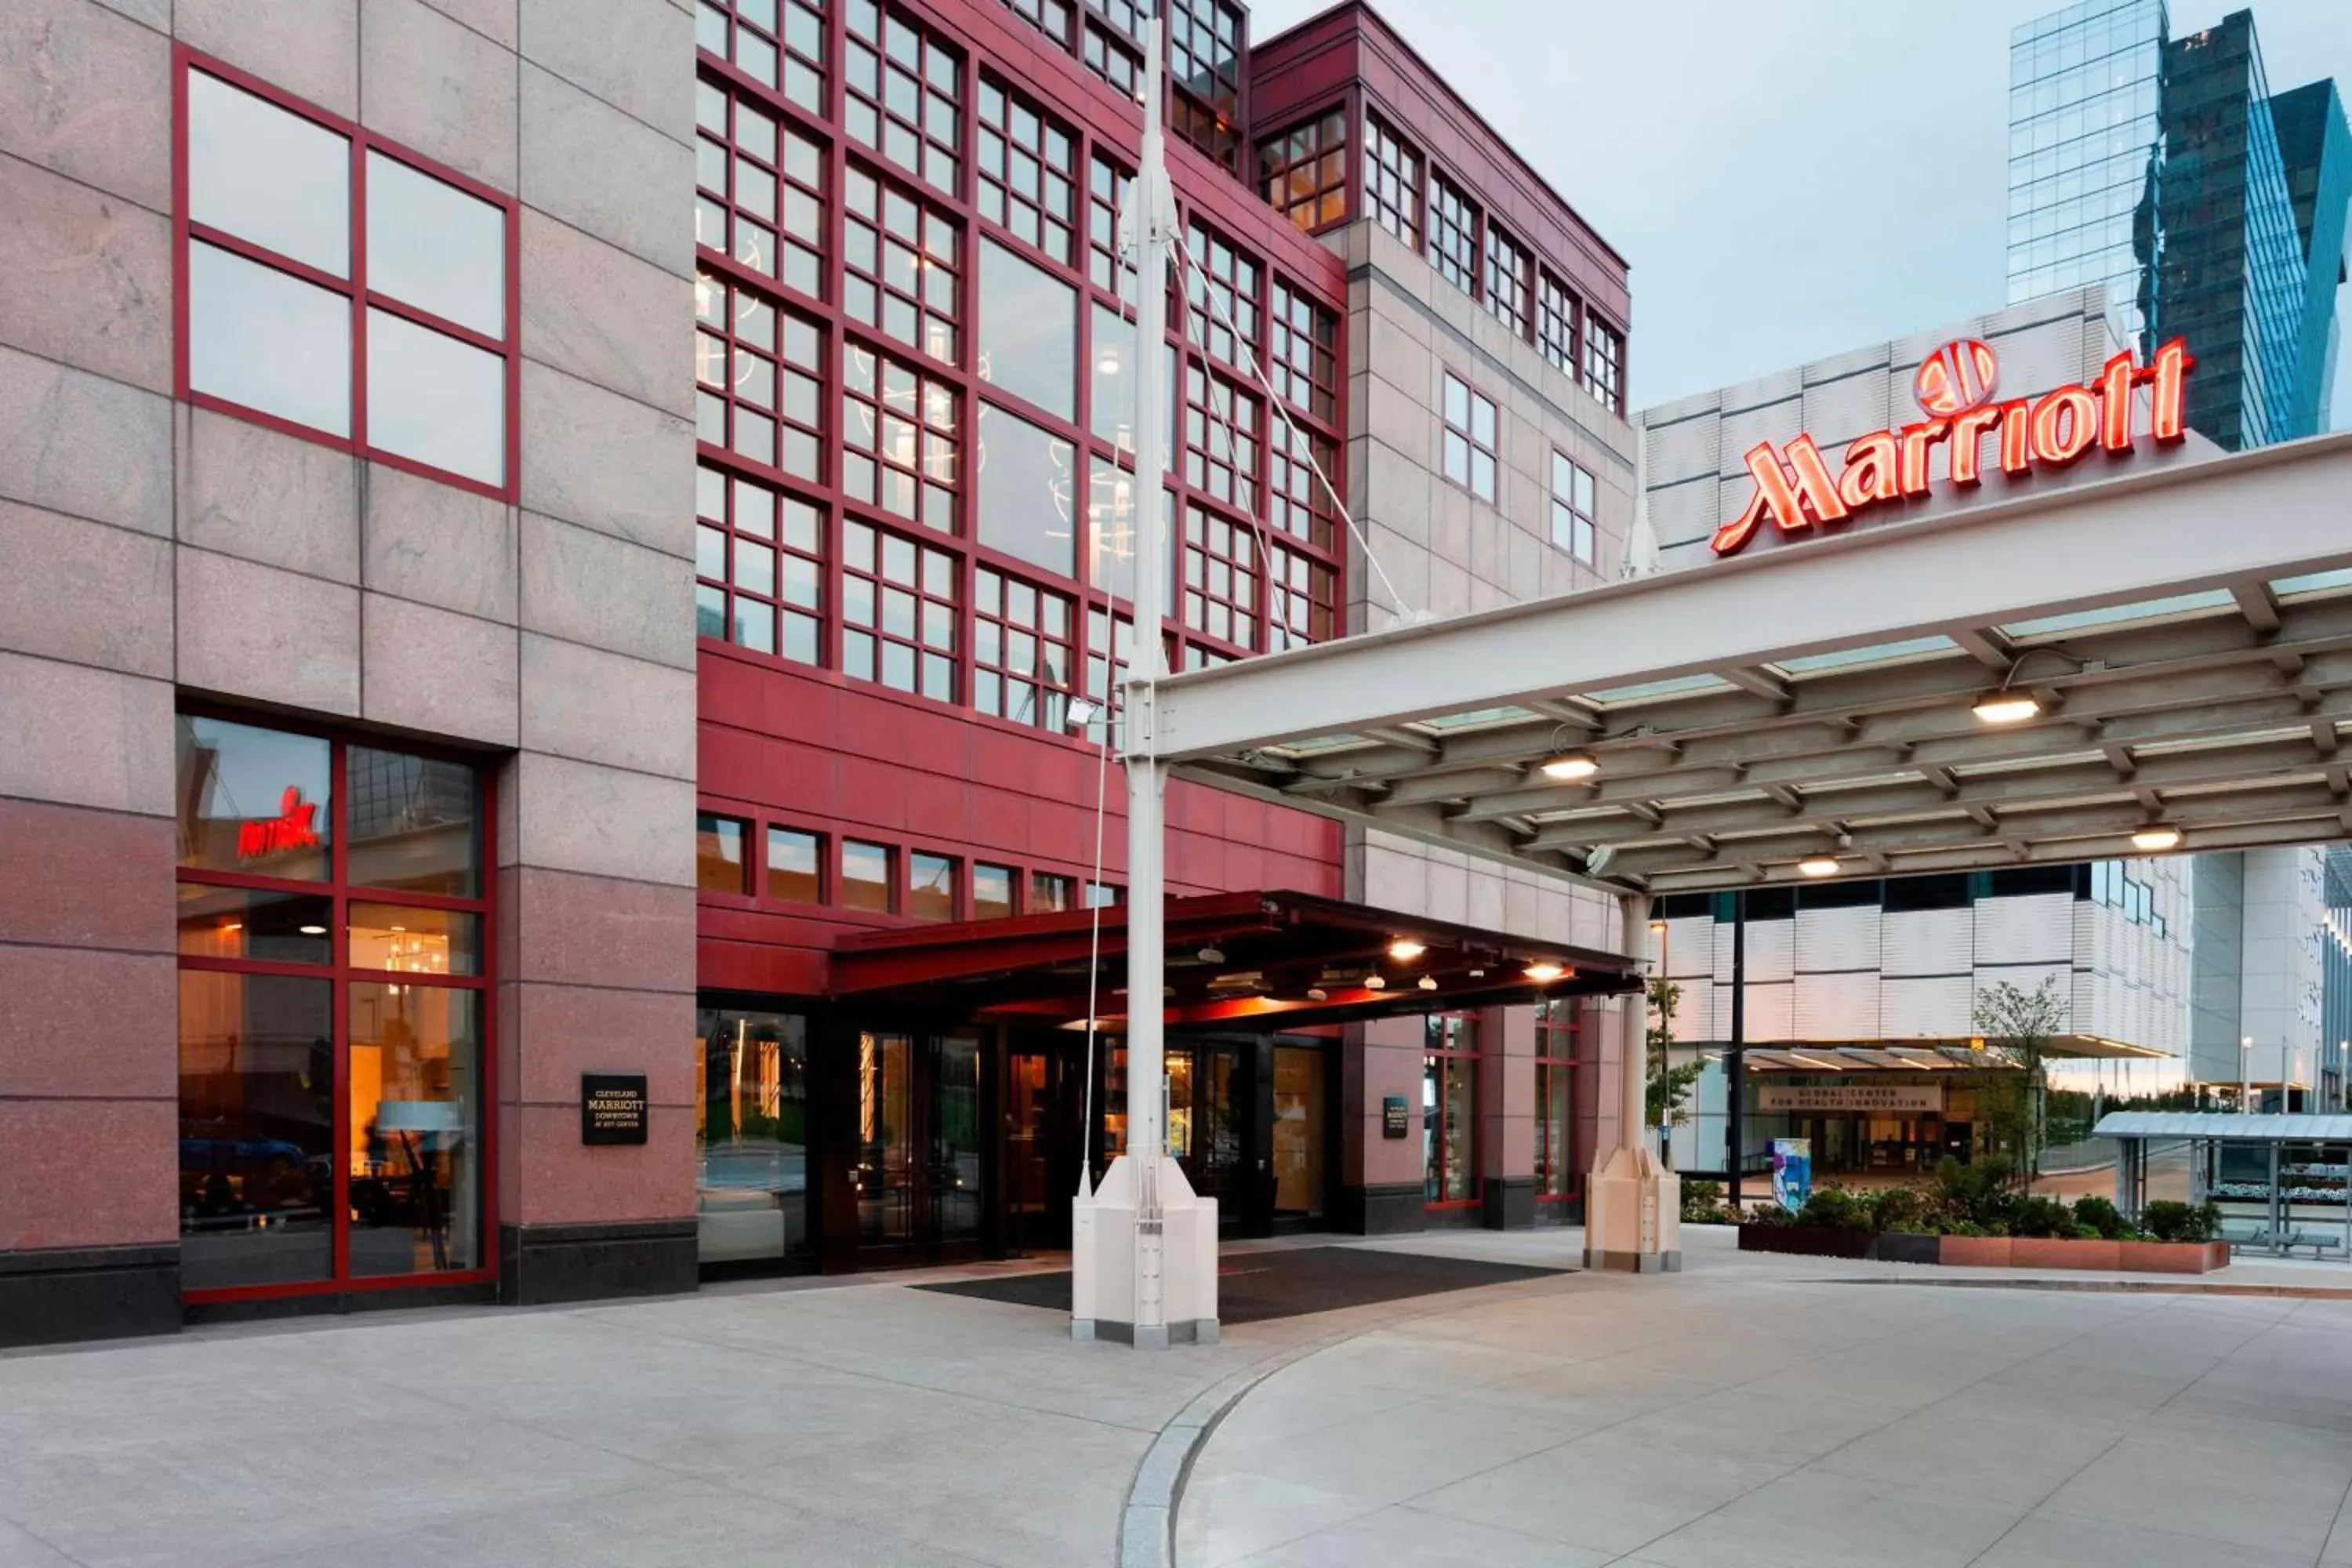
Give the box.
[2005,1,2167,356]
[2005,3,2352,450]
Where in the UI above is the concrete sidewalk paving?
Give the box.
[1176,1227,2352,1568]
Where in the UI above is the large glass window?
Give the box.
[768,826,822,903]
[1443,373,1497,503]
[1537,270,1580,379]
[182,60,514,492]
[1363,111,1421,250]
[978,239,1078,420]
[844,0,960,198]
[1584,316,1625,414]
[975,567,1075,728]
[695,1007,812,1266]
[1425,169,1479,298]
[1534,1000,1581,1203]
[699,0,826,114]
[696,275,823,485]
[1484,221,1532,340]
[977,78,1077,264]
[974,862,1016,918]
[841,341,957,533]
[842,838,895,912]
[844,164,959,364]
[842,517,956,699]
[175,715,488,1297]
[1423,1014,1479,1206]
[976,402,1079,575]
[697,812,750,892]
[1184,221,1261,368]
[1551,450,1597,564]
[1259,108,1347,232]
[696,463,826,664]
[908,851,957,919]
[696,81,825,299]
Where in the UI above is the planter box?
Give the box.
[2013,1236,2121,1270]
[2118,1240,2231,1274]
[1936,1236,2013,1267]
[1737,1225,1874,1258]
[1873,1232,1941,1265]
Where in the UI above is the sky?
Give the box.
[1247,0,2352,423]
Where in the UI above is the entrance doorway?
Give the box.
[851,1029,984,1263]
[1003,1043,1082,1254]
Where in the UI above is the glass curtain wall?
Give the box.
[2005,0,2166,350]
[695,1007,812,1265]
[1423,1014,1479,1207]
[176,713,488,1297]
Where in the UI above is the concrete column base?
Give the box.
[1071,1154,1219,1349]
[1582,1144,1681,1273]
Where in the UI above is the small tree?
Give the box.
[1646,975,1704,1132]
[1971,975,2067,1192]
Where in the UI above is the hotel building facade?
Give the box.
[0,0,1642,1345]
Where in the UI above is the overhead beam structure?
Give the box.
[1152,430,2352,894]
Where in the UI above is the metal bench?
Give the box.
[2217,1218,2274,1250]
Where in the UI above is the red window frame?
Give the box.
[1584,314,1627,414]
[1537,269,1581,380]
[1258,107,1348,234]
[1424,1012,1481,1210]
[172,47,521,504]
[1425,168,1480,299]
[174,705,497,1305]
[690,8,1346,729]
[1484,221,1534,342]
[1442,370,1498,504]
[1534,1000,1583,1205]
[1362,110,1422,252]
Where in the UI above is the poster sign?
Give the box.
[581,1073,649,1145]
[1759,1083,1944,1114]
[1381,1096,1409,1138]
[1771,1138,1813,1215]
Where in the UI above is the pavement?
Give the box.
[3,1231,2350,1568]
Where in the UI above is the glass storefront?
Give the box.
[1534,999,1581,1208]
[175,713,488,1298]
[1271,1045,1324,1222]
[1424,1014,1479,1207]
[694,1007,811,1265]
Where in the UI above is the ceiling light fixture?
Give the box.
[2131,826,2183,851]
[1305,986,1328,1002]
[1363,974,1387,991]
[1798,855,1841,878]
[1523,961,1565,983]
[1539,750,1599,782]
[1417,975,1439,992]
[1197,946,1225,964]
[299,924,327,936]
[1388,938,1426,961]
[1971,692,2041,724]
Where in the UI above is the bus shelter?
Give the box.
[2093,1112,2352,1258]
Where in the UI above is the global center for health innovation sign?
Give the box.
[1759,1083,1947,1114]
[1710,336,2193,557]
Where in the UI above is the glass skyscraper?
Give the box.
[2005,2,2352,450]
[2005,0,2167,354]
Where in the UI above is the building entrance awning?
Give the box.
[1150,431,2352,894]
[829,888,1642,1029]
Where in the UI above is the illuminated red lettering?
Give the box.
[1998,400,2032,474]
[2145,336,2192,442]
[2029,385,2097,466]
[1897,419,1948,497]
[1707,339,2194,557]
[2099,350,2135,451]
[1837,432,1901,508]
[236,786,321,859]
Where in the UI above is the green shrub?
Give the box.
[1796,1186,1872,1230]
[2072,1225,2102,1240]
[1742,1203,1795,1227]
[1680,1179,1722,1223]
[2071,1196,2132,1240]
[1871,1185,1945,1236]
[2010,1196,2074,1239]
[1944,1219,1987,1237]
[2140,1200,2222,1243]
[1934,1156,2020,1229]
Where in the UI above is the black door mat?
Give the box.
[916,1245,1568,1324]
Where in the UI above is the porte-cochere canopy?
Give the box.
[1152,430,2352,895]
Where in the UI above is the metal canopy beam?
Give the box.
[1152,432,2352,893]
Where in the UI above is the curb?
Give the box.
[1116,1336,1332,1568]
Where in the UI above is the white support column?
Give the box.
[1583,892,1682,1272]
[1070,16,1218,1348]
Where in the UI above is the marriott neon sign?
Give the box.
[1709,336,2194,557]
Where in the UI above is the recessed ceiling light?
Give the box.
[1539,751,1599,782]
[1798,855,1841,878]
[299,924,327,935]
[1305,986,1328,1002]
[1417,975,1439,991]
[1388,938,1426,961]
[1523,961,1565,983]
[1363,975,1387,991]
[2131,826,2183,851]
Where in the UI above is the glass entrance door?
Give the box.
[854,1029,984,1258]
[1271,1046,1325,1225]
[1004,1045,1080,1252]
